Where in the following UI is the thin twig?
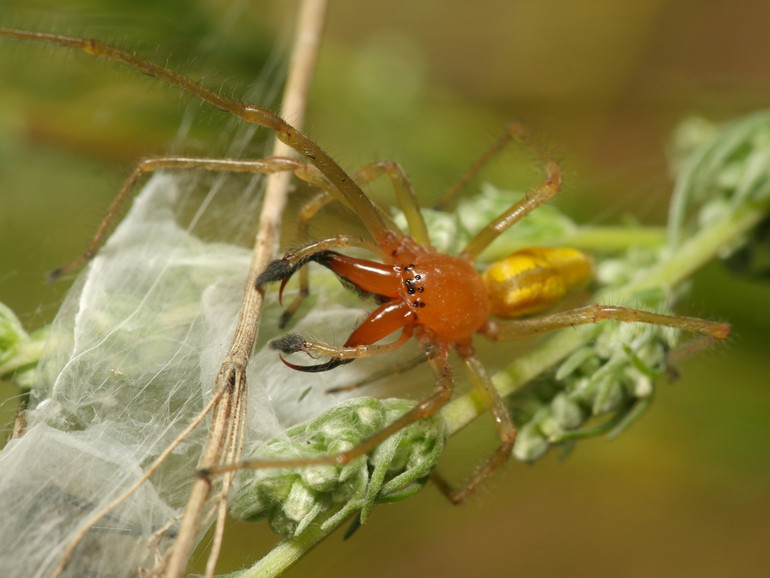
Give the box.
[164,1,328,576]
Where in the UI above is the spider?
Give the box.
[0,27,730,505]
[245,124,732,503]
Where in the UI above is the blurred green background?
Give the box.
[1,0,769,576]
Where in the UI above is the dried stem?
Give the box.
[164,1,328,576]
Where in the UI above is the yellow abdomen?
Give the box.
[481,247,593,318]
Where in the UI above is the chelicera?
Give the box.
[267,234,492,371]
[0,27,730,504]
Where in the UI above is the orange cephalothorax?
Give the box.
[265,249,491,351]
[400,253,490,339]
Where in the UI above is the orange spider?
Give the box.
[0,27,730,503]
[251,123,729,502]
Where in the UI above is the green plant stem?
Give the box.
[230,508,348,578]
[561,225,667,252]
[482,225,667,261]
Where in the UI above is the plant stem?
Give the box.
[233,509,347,578]
[565,225,667,251]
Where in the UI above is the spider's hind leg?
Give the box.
[431,353,518,504]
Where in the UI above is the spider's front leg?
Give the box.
[49,156,329,280]
[256,237,381,305]
[270,329,413,372]
[276,159,428,327]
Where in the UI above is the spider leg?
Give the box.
[0,28,390,242]
[278,159,425,325]
[271,328,412,371]
[480,304,730,340]
[49,155,317,280]
[434,121,528,211]
[351,160,429,246]
[277,191,336,325]
[461,125,562,260]
[298,160,426,244]
[325,352,427,393]
[289,159,421,252]
[431,354,517,504]
[200,346,454,475]
[664,333,729,379]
